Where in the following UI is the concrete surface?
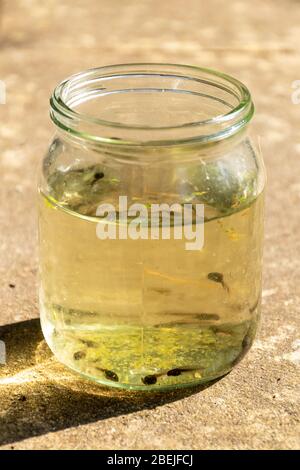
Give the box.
[0,0,299,450]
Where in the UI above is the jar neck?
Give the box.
[50,63,254,149]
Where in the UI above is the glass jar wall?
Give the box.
[38,64,265,390]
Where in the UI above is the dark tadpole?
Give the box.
[104,369,119,382]
[167,369,182,376]
[207,272,229,293]
[207,272,223,283]
[142,375,157,385]
[73,351,86,360]
[168,367,202,375]
[95,366,119,382]
[93,171,104,181]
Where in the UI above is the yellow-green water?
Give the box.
[39,165,263,390]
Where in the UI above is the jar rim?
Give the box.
[50,63,254,147]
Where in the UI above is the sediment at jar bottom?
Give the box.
[41,308,258,390]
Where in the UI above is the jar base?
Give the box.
[40,312,256,392]
[58,359,232,392]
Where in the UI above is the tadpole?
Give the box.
[93,171,104,181]
[96,366,119,382]
[167,367,202,375]
[104,370,119,382]
[167,369,182,376]
[73,351,86,360]
[141,364,203,384]
[142,375,157,385]
[207,272,229,293]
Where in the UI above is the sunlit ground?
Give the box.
[0,319,211,445]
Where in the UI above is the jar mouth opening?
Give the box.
[50,63,254,146]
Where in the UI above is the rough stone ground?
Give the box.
[0,0,299,450]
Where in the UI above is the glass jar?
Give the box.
[38,64,265,390]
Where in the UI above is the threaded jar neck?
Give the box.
[50,63,254,147]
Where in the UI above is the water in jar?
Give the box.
[39,152,264,390]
